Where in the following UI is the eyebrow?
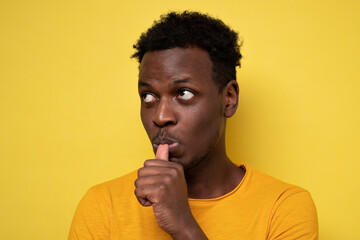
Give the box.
[138,81,151,88]
[168,78,191,87]
[138,78,192,88]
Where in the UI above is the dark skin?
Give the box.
[134,47,245,239]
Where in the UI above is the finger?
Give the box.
[135,174,172,187]
[135,195,153,207]
[143,159,175,167]
[134,184,165,205]
[138,165,173,178]
[156,144,169,161]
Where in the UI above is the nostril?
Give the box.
[152,101,177,127]
[152,114,176,127]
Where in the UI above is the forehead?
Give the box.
[138,47,213,83]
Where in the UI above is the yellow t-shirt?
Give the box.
[68,164,318,239]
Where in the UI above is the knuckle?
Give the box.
[163,174,172,184]
[143,160,151,166]
[137,168,145,178]
[134,178,139,187]
[169,167,178,176]
[172,165,183,177]
[135,185,145,195]
[158,183,166,191]
[143,159,156,167]
[175,162,183,171]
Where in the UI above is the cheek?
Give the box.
[140,108,152,135]
[183,102,223,141]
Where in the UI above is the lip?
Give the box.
[152,135,178,147]
[152,131,180,155]
[153,142,179,152]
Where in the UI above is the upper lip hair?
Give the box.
[153,137,177,146]
[152,129,179,146]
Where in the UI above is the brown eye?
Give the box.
[178,90,195,100]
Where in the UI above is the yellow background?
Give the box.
[1,0,359,239]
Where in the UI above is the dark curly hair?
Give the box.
[131,11,242,91]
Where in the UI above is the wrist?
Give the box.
[171,219,208,240]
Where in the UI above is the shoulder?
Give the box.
[242,165,318,239]
[88,170,138,196]
[68,170,139,240]
[74,170,138,211]
[243,164,317,218]
[243,164,309,198]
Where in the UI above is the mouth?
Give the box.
[152,136,179,153]
[152,141,179,152]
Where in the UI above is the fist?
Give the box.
[134,144,192,235]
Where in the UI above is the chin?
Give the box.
[169,156,190,169]
[171,154,207,171]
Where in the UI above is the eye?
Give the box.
[178,89,195,100]
[142,93,157,103]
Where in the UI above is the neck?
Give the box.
[184,137,245,199]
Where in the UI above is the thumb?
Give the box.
[156,144,169,161]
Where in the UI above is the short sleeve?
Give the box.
[268,190,318,240]
[68,186,111,240]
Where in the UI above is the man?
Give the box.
[68,11,318,239]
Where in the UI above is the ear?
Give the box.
[222,80,239,118]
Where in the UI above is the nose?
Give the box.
[152,99,177,127]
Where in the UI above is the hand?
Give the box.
[134,144,207,239]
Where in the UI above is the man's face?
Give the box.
[138,47,226,169]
